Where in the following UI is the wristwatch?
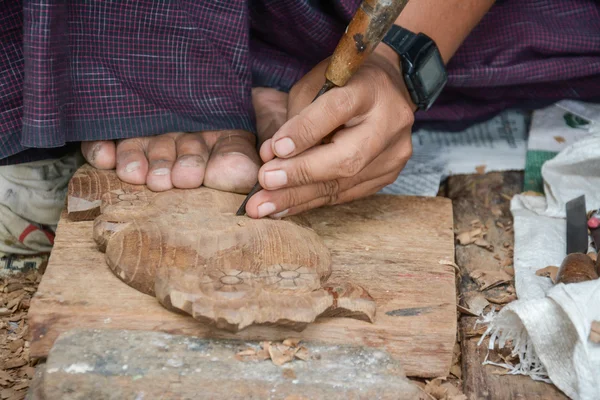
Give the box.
[381,25,447,111]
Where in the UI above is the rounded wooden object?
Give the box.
[556,253,599,284]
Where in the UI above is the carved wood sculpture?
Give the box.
[69,165,376,332]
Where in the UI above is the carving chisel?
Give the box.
[236,0,410,216]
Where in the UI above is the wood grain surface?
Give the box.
[448,172,567,399]
[28,165,457,378]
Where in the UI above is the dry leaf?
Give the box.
[554,136,566,143]
[456,228,482,245]
[475,165,486,174]
[470,270,511,291]
[590,321,600,344]
[474,238,494,251]
[535,266,559,284]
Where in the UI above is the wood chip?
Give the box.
[424,378,447,399]
[0,308,11,317]
[457,305,479,317]
[554,136,566,143]
[4,283,23,293]
[490,206,503,217]
[496,221,505,229]
[465,325,488,338]
[590,321,600,344]
[473,238,494,252]
[268,344,297,366]
[439,259,460,273]
[456,228,482,245]
[282,338,301,347]
[11,382,28,391]
[463,293,490,315]
[535,266,559,284]
[450,363,462,379]
[1,359,26,370]
[503,265,515,276]
[469,270,512,291]
[1,388,15,400]
[485,292,517,305]
[294,346,310,361]
[475,165,486,175]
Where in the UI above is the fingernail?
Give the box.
[274,138,295,157]
[270,209,289,219]
[124,161,140,173]
[257,202,277,218]
[152,168,170,176]
[264,170,287,188]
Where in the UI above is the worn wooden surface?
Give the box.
[447,172,567,399]
[82,168,377,332]
[28,166,457,378]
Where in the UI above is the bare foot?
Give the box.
[81,88,289,195]
[82,130,260,194]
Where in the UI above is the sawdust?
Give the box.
[0,270,41,400]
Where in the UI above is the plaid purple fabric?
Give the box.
[1,0,600,165]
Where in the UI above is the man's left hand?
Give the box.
[245,48,416,219]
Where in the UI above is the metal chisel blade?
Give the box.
[566,195,588,254]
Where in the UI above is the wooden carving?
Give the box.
[68,165,376,332]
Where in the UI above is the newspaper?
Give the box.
[381,110,529,196]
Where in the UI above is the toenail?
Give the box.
[178,156,203,168]
[274,138,295,157]
[152,168,170,176]
[270,209,289,219]
[264,170,287,188]
[124,161,141,173]
[257,202,277,218]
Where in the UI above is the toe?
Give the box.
[171,133,210,189]
[204,130,261,194]
[81,141,116,169]
[115,139,149,185]
[145,134,178,192]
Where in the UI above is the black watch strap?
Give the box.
[381,25,447,111]
[381,25,417,55]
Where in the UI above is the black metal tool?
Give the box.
[566,195,588,255]
[235,0,410,216]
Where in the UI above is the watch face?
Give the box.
[416,51,445,95]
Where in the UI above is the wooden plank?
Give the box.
[448,172,567,399]
[28,166,457,378]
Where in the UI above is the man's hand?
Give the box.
[243,49,415,219]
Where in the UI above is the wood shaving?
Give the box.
[439,260,460,273]
[590,321,600,344]
[490,206,503,217]
[235,339,309,366]
[464,325,488,338]
[535,266,559,284]
[423,378,466,400]
[462,293,490,316]
[485,292,517,305]
[475,165,486,175]
[554,136,566,143]
[469,269,512,291]
[473,238,494,252]
[456,305,479,317]
[456,228,482,245]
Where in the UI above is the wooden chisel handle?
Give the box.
[325,0,410,87]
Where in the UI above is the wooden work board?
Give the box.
[28,165,456,378]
